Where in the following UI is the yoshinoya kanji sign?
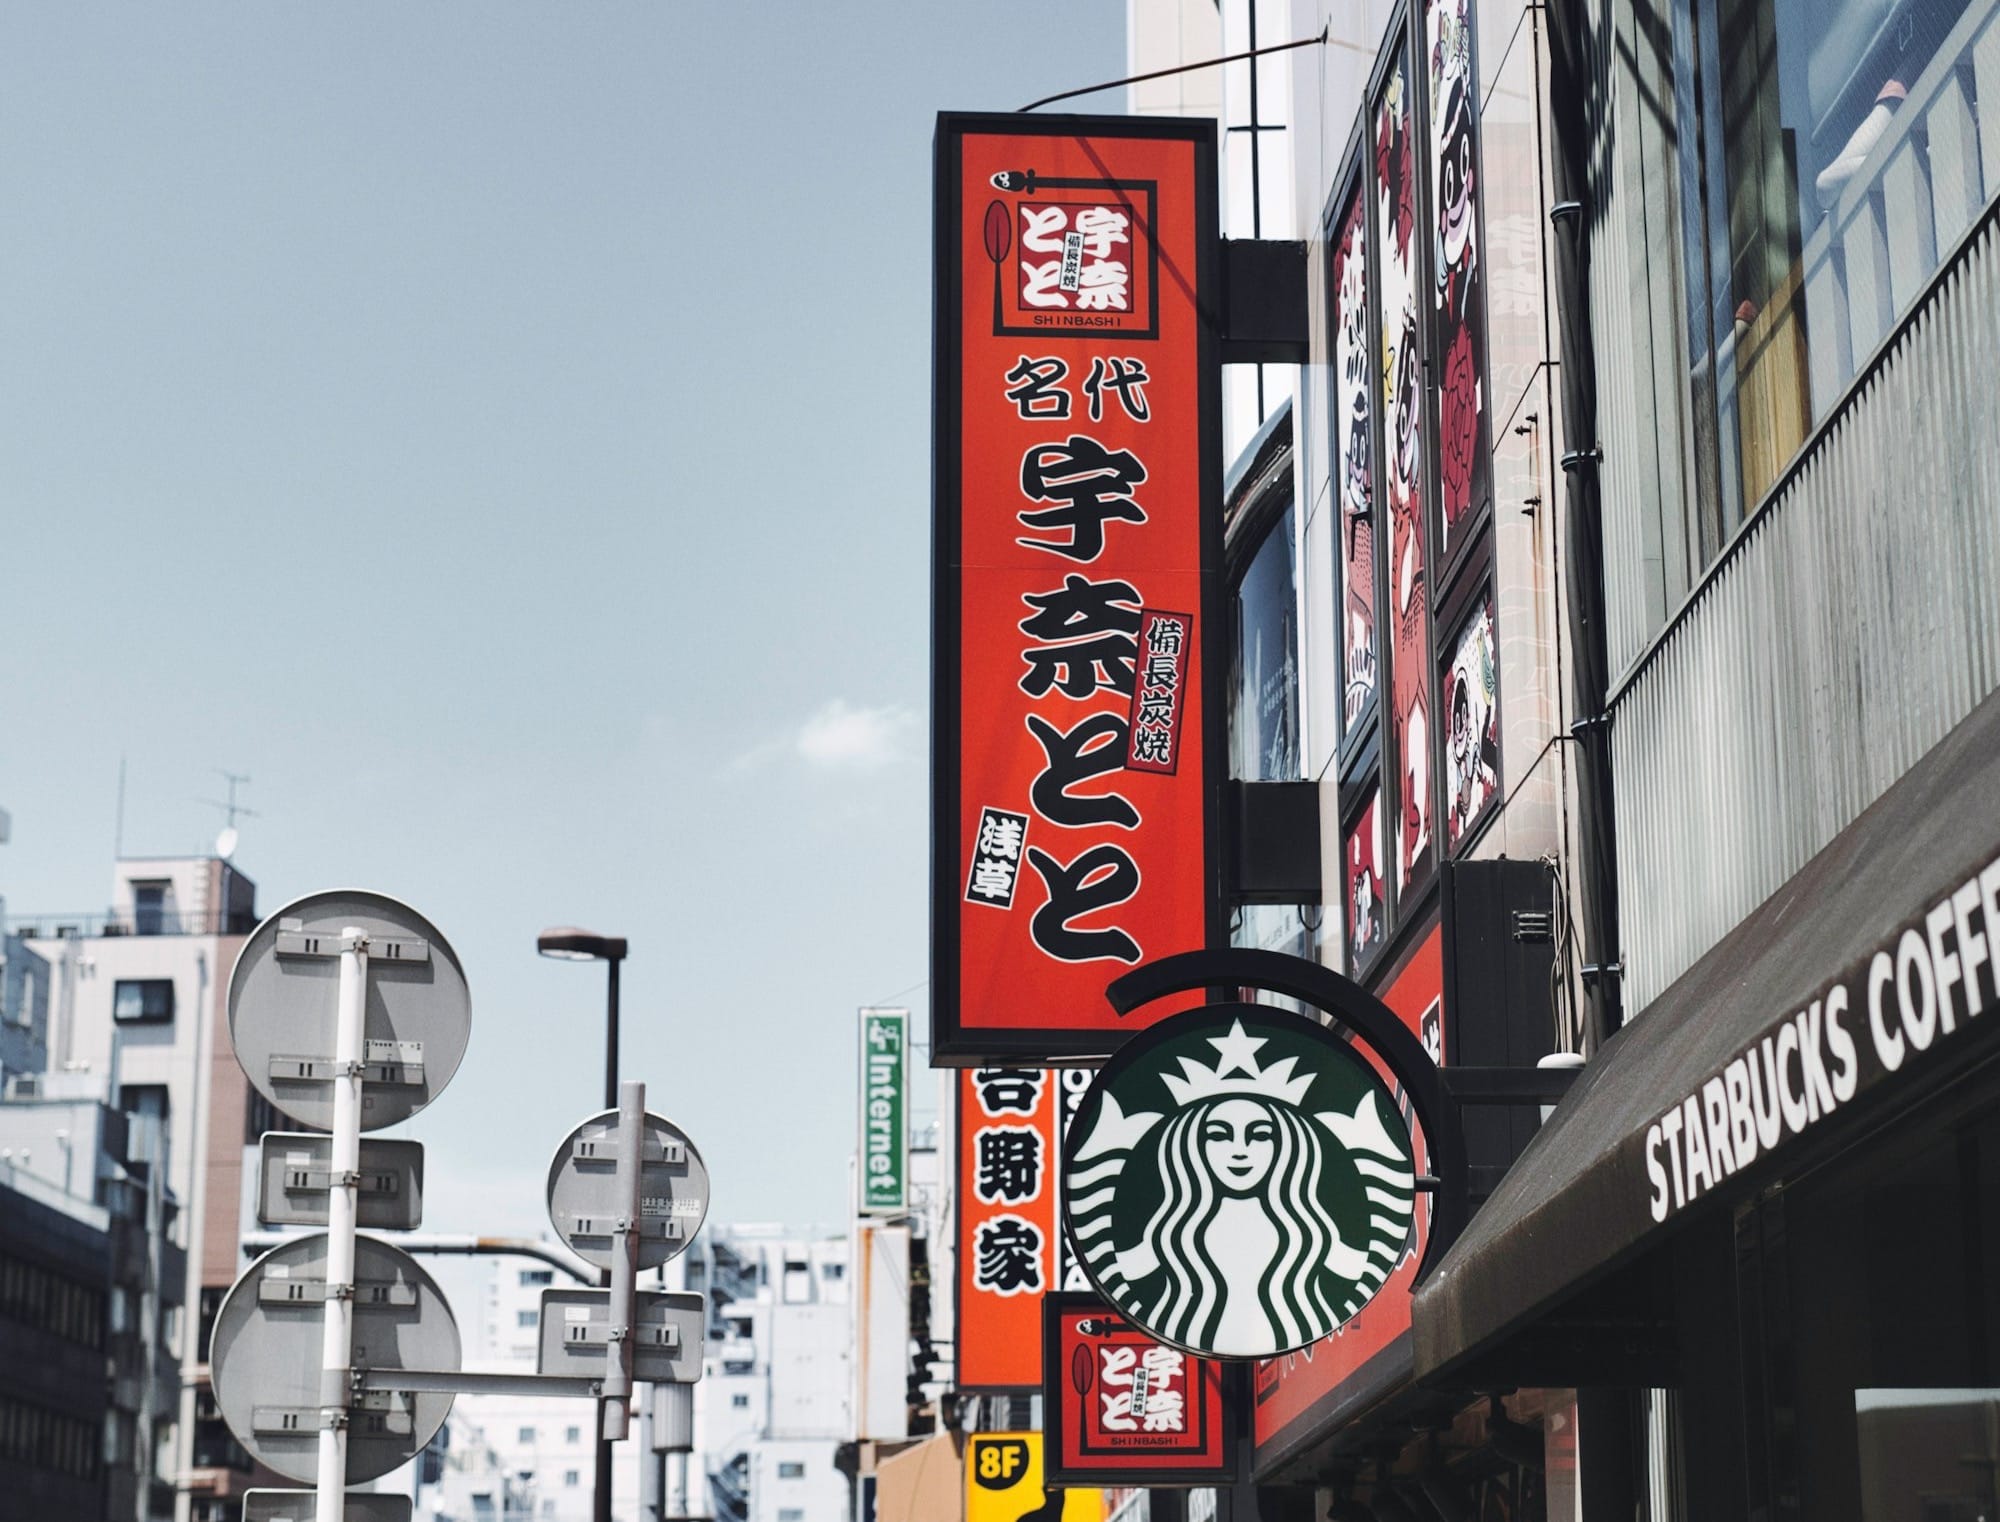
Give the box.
[957,1066,1062,1390]
[933,113,1224,1064]
[1042,1294,1239,1486]
[1062,1009,1418,1359]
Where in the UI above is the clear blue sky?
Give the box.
[2,3,1126,1237]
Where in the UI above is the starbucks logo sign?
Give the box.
[1062,1007,1418,1358]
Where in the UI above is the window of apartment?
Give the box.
[1230,500,1301,786]
[564,1470,580,1487]
[822,1261,844,1280]
[779,1462,807,1479]
[518,1426,535,1443]
[516,1309,538,1328]
[120,1083,171,1173]
[519,1269,553,1286]
[565,1425,581,1444]
[112,979,174,1024]
[1670,0,1997,547]
[779,1510,806,1521]
[732,1394,751,1409]
[131,882,169,936]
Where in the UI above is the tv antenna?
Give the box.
[202,770,259,860]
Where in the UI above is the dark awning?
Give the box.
[1414,685,2000,1383]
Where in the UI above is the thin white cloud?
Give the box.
[795,699,918,769]
[728,698,919,774]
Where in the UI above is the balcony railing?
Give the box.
[8,909,258,939]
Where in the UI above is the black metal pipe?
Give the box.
[1544,0,1624,1047]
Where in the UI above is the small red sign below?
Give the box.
[1042,1294,1238,1487]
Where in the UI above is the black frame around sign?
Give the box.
[931,111,1228,1066]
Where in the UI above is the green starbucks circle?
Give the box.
[1062,1005,1418,1358]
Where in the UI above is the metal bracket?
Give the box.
[283,1167,399,1195]
[270,1040,425,1087]
[1549,199,1584,224]
[562,1214,684,1244]
[1581,960,1625,985]
[357,1367,607,1399]
[570,1135,686,1166]
[257,1276,417,1308]
[562,1321,681,1351]
[274,924,429,963]
[1559,446,1602,472]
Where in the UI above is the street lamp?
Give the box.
[537,927,628,1112]
[537,925,630,1522]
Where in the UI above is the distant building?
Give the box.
[454,1258,623,1522]
[0,930,50,1085]
[0,1098,184,1521]
[14,854,264,1522]
[673,1225,851,1522]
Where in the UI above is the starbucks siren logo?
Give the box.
[1063,1009,1417,1358]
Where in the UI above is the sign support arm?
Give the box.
[316,928,369,1522]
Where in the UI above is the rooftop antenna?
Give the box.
[201,770,259,860]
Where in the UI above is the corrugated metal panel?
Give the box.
[1613,213,2000,1011]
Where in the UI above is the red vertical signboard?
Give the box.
[957,1067,1063,1390]
[933,114,1223,1063]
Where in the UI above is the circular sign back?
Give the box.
[1062,1005,1418,1359]
[545,1110,710,1272]
[210,1233,461,1484]
[229,890,471,1131]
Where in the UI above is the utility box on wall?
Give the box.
[1441,858,1559,1194]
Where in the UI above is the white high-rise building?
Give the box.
[673,1225,851,1522]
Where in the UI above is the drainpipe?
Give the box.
[1545,0,1624,1049]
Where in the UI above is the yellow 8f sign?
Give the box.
[965,1434,1102,1522]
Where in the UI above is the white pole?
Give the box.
[317,927,369,1522]
[602,1080,645,1443]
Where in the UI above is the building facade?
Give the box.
[1214,0,2000,1511]
[14,855,264,1522]
[933,0,1999,1513]
[677,1226,851,1522]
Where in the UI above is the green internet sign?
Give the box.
[859,1007,908,1215]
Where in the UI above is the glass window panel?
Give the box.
[1675,0,1991,537]
[1230,505,1301,782]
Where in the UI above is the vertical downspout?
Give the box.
[1545,0,1625,1049]
[1546,5,1647,1517]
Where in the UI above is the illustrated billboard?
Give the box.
[933,113,1224,1064]
[858,1008,909,1216]
[1042,1294,1239,1486]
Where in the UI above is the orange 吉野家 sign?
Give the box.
[932,113,1223,1064]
